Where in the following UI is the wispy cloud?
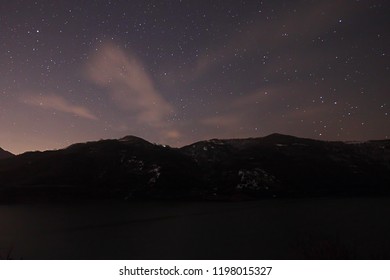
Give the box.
[194,0,351,76]
[201,115,242,128]
[198,89,273,136]
[86,43,180,141]
[198,84,335,138]
[22,94,98,120]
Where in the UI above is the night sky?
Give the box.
[1,0,389,154]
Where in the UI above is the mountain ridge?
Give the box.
[0,133,389,202]
[0,147,14,160]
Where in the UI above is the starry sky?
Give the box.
[1,0,389,154]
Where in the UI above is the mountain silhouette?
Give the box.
[0,147,13,160]
[0,134,389,202]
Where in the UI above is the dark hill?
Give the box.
[0,147,14,160]
[180,134,390,197]
[0,136,201,201]
[0,134,389,202]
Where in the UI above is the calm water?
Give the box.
[1,197,389,259]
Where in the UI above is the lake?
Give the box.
[1,197,389,259]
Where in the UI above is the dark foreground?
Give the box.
[1,197,390,259]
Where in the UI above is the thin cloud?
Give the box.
[86,43,179,141]
[201,115,242,128]
[22,94,98,120]
[198,85,305,136]
[194,0,351,76]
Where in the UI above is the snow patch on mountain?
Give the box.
[237,168,277,191]
[148,164,161,185]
